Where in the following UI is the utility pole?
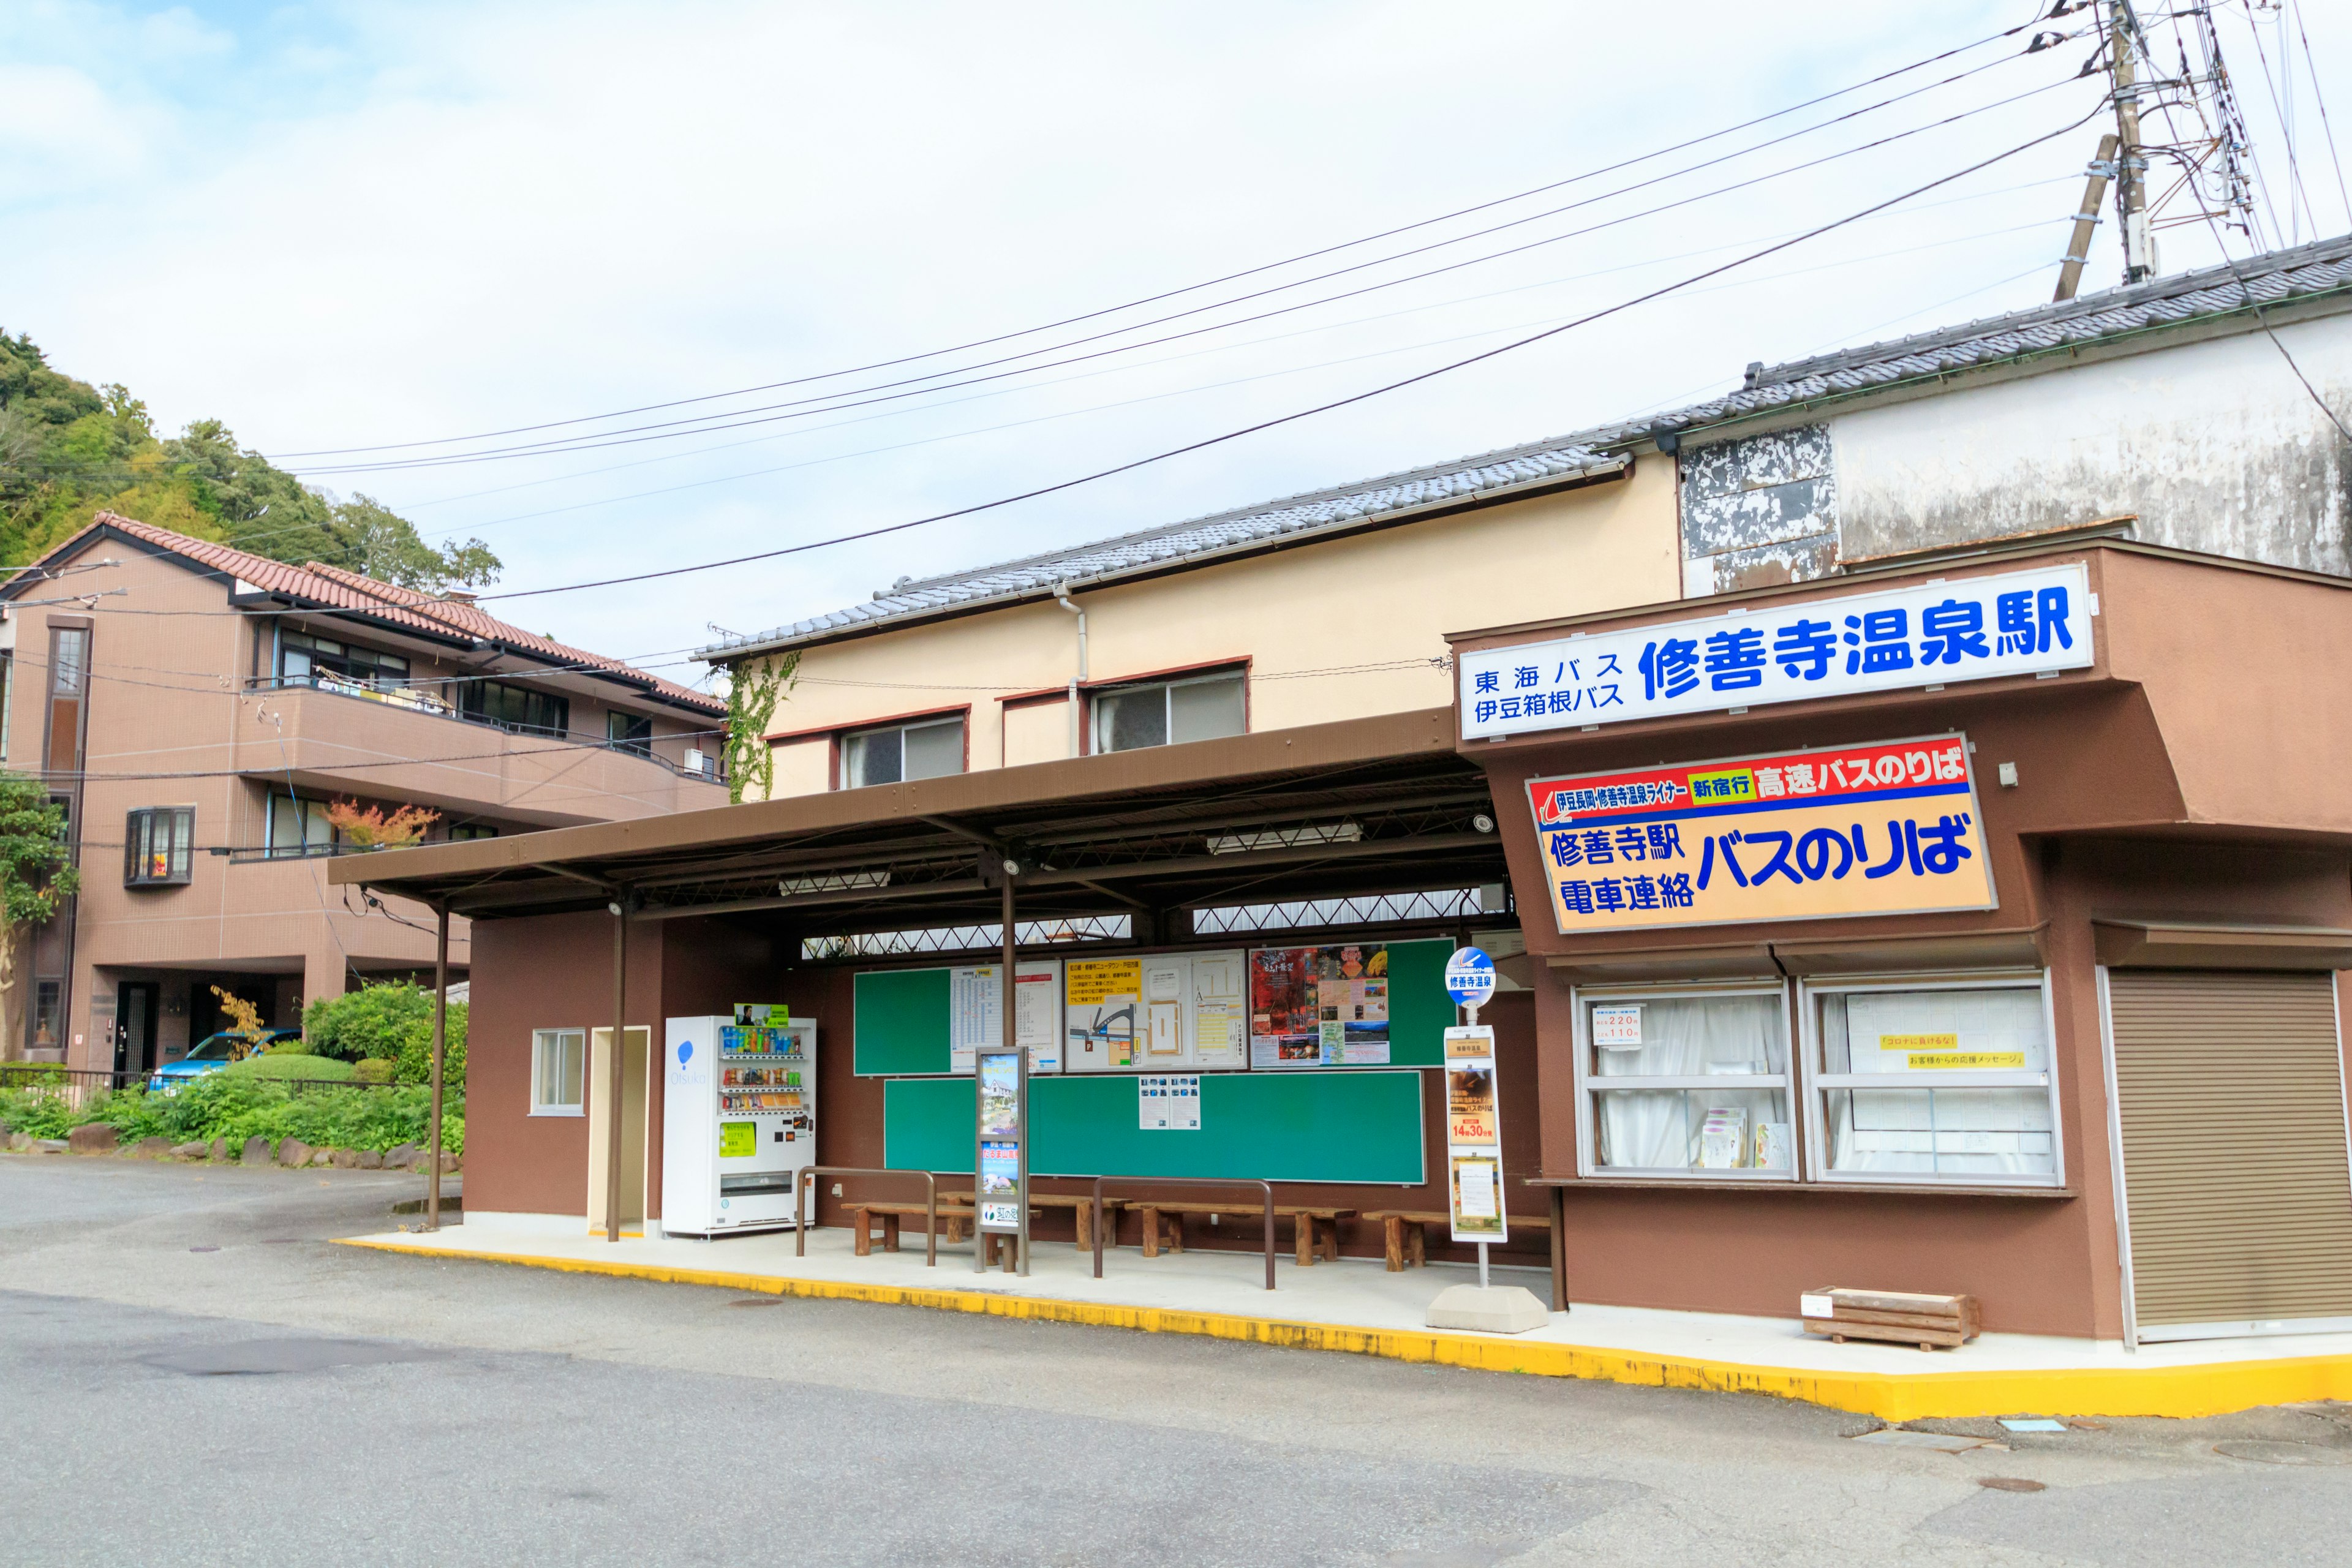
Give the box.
[2054,132,2121,302]
[2108,1,2155,284]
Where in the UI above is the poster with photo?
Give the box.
[978,1053,1020,1136]
[1248,944,1390,1066]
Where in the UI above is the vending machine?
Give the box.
[662,1011,816,1238]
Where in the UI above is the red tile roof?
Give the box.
[41,513,723,714]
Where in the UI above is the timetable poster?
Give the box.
[1248,944,1390,1068]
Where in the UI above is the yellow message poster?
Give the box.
[1522,736,1994,935]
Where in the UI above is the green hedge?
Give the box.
[0,1073,462,1155]
[301,983,467,1088]
[227,1054,357,1082]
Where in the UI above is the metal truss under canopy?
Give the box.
[332,709,1506,947]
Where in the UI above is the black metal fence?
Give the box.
[0,1063,398,1112]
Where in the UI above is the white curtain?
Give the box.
[1594,995,1785,1171]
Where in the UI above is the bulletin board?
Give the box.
[883,1071,1425,1184]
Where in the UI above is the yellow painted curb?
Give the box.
[336,1237,2352,1421]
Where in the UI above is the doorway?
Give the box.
[113,982,158,1078]
[586,1027,653,1236]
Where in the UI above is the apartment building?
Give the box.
[0,514,727,1068]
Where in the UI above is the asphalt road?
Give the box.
[2,1154,2348,1567]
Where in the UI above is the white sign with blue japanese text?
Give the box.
[1459,563,2093,739]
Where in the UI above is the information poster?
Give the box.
[1013,960,1062,1071]
[948,962,1063,1073]
[978,1054,1019,1136]
[1591,1004,1643,1049]
[1065,957,1143,1071]
[979,1139,1020,1231]
[948,965,1004,1074]
[1442,1025,1508,1243]
[1190,951,1247,1068]
[1250,944,1389,1067]
[1137,1074,1202,1131]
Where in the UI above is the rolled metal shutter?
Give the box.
[2108,969,2352,1335]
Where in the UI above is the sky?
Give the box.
[5,1,2349,692]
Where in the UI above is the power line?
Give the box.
[473,110,2101,610]
[295,72,2091,480]
[266,17,2046,462]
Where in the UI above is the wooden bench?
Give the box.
[939,1193,1121,1250]
[1800,1287,1981,1351]
[1359,1210,1555,1272]
[1127,1201,1355,1266]
[847,1200,972,1255]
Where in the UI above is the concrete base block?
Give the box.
[1425,1284,1551,1335]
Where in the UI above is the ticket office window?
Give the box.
[1575,984,1795,1180]
[1803,974,2062,1187]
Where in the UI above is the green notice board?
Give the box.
[854,968,951,1076]
[1383,938,1453,1067]
[883,1071,1423,1184]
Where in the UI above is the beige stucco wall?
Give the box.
[748,456,1678,798]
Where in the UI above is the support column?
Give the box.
[425,905,448,1232]
[302,948,348,1011]
[606,896,628,1244]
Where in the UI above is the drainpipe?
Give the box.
[1054,584,1087,760]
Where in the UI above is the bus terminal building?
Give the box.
[343,535,2352,1353]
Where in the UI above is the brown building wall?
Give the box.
[462,914,1547,1268]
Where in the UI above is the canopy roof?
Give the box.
[332,708,1505,940]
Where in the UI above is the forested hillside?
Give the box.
[0,330,497,592]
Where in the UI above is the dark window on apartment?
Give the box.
[48,793,72,846]
[124,807,195,886]
[1091,670,1245,755]
[461,680,570,737]
[607,710,654,756]
[448,823,499,842]
[31,981,61,1052]
[279,631,410,692]
[842,714,963,789]
[266,793,339,859]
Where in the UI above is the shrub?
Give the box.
[0,1074,462,1155]
[226,1054,355,1082]
[355,1058,395,1085]
[301,983,466,1087]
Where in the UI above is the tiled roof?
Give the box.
[32,514,722,714]
[704,235,2352,661]
[704,437,1626,657]
[1634,231,2352,440]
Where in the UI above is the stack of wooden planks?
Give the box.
[1799,1287,1981,1351]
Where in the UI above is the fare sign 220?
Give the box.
[1458,562,2094,739]
[1520,736,1997,935]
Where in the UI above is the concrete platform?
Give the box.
[339,1216,2352,1420]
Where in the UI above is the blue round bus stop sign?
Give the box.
[1444,947,1496,1009]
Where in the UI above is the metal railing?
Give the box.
[795,1166,941,1267]
[1091,1176,1277,1291]
[0,1064,421,1112]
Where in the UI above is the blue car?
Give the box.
[148,1030,302,1092]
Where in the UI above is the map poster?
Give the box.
[1065,957,1142,1070]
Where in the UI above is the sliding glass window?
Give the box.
[1576,984,1795,1180]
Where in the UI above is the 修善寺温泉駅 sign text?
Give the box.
[1457,563,2092,739]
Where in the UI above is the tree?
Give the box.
[206,986,270,1061]
[324,799,439,850]
[0,774,80,1058]
[0,330,500,590]
[722,652,798,804]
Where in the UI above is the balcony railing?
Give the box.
[246,673,725,783]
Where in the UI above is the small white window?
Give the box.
[1804,975,2061,1187]
[842,714,964,788]
[1093,670,1244,755]
[531,1028,586,1115]
[1575,984,1795,1180]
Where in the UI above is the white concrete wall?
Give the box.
[1832,312,2352,574]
